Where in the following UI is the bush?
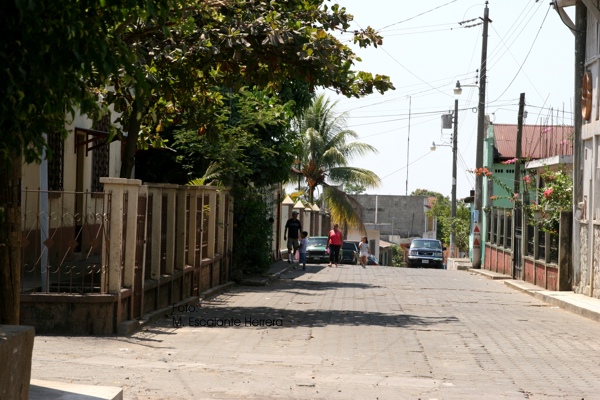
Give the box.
[390,244,405,267]
[231,186,273,276]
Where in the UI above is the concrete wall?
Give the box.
[0,325,34,400]
[352,194,429,238]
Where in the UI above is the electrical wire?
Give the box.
[488,5,552,104]
[378,0,459,32]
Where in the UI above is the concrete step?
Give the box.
[29,379,122,400]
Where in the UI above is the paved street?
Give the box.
[32,265,600,399]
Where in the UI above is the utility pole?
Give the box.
[405,96,412,196]
[513,93,525,198]
[512,93,525,279]
[450,98,458,258]
[472,1,490,269]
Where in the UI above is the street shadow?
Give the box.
[153,303,458,331]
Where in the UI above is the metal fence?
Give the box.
[21,189,110,294]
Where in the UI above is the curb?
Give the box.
[504,280,600,323]
[469,268,600,324]
[468,268,512,280]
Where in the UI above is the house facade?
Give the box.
[481,122,573,290]
[555,0,600,299]
[20,112,233,335]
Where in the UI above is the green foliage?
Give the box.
[174,89,297,187]
[0,0,172,163]
[390,244,405,267]
[345,182,367,195]
[414,189,469,253]
[97,0,395,178]
[523,165,573,233]
[411,189,444,199]
[476,164,573,234]
[231,186,273,275]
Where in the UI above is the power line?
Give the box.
[488,5,551,104]
[378,0,459,31]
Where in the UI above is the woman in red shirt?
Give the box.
[326,223,343,267]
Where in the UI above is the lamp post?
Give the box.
[435,98,458,259]
[454,77,483,263]
[451,98,458,258]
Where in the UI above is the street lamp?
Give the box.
[453,79,482,263]
[439,98,459,259]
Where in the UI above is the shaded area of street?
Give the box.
[32,265,600,399]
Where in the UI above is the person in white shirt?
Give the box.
[298,231,308,270]
[358,236,370,268]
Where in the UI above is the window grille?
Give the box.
[48,132,64,191]
[91,115,110,193]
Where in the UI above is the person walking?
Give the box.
[284,210,302,263]
[298,231,308,270]
[326,223,343,267]
[358,236,370,268]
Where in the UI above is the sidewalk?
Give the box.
[470,268,600,323]
[237,259,294,286]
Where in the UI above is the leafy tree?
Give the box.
[411,188,469,253]
[100,0,395,179]
[345,182,367,195]
[174,88,297,187]
[294,94,380,231]
[0,0,174,324]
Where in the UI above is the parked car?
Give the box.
[305,236,330,264]
[340,241,359,265]
[407,238,445,269]
[366,254,379,265]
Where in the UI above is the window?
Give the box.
[91,115,110,193]
[47,131,64,191]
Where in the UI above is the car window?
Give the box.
[412,239,441,249]
[342,242,356,250]
[307,237,327,246]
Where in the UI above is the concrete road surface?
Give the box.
[31,265,600,399]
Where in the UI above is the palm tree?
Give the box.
[294,94,380,230]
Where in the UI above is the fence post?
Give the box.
[163,184,178,275]
[206,188,217,259]
[100,178,142,293]
[175,186,188,270]
[187,187,199,267]
[148,185,163,280]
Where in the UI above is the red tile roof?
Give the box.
[492,124,573,160]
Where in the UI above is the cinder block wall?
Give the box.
[353,194,428,238]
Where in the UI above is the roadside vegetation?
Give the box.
[0,0,394,322]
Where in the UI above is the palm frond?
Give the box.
[188,162,222,186]
[322,184,366,234]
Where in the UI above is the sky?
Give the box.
[320,0,575,199]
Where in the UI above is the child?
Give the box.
[358,236,370,268]
[298,231,308,270]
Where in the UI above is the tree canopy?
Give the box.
[99,0,395,178]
